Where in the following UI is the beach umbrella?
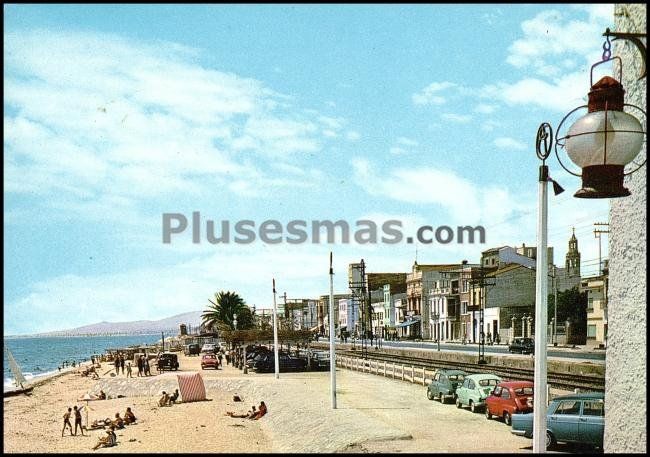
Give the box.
[80,392,94,426]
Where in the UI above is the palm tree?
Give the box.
[201,291,254,333]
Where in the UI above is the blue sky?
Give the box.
[4,4,614,334]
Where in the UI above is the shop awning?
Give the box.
[395,316,421,328]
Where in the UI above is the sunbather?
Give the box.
[124,407,137,425]
[252,401,267,420]
[92,425,117,450]
[226,405,256,418]
[158,391,171,407]
[112,413,125,429]
[169,388,180,404]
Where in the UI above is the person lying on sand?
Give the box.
[158,391,171,407]
[92,426,117,451]
[124,407,136,425]
[226,405,256,418]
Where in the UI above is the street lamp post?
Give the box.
[432,311,440,351]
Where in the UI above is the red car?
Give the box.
[485,381,534,425]
[201,353,220,370]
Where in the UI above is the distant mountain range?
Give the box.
[27,311,204,337]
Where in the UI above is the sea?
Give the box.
[3,334,163,391]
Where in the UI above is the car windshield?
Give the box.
[204,354,215,359]
[448,374,464,381]
[478,379,499,387]
[514,387,534,395]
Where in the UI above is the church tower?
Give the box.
[565,228,581,277]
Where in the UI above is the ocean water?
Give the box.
[3,334,163,391]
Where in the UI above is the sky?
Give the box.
[4,4,616,335]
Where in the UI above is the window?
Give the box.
[555,400,581,415]
[462,280,469,293]
[582,400,604,417]
[587,325,597,338]
[468,380,476,389]
[492,386,502,396]
[448,374,464,382]
[588,298,594,311]
[478,378,500,387]
[514,387,534,396]
[501,389,511,400]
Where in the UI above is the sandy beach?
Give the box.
[4,353,532,453]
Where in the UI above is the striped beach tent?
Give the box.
[176,373,206,402]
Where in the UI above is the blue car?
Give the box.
[511,392,604,450]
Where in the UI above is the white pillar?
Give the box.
[272,279,279,380]
[329,252,337,409]
[533,170,549,452]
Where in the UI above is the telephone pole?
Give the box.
[469,267,495,364]
[594,222,610,275]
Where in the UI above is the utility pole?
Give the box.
[329,252,336,409]
[272,279,279,379]
[469,267,494,364]
[594,222,610,275]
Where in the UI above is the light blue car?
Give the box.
[511,392,604,450]
[455,373,502,412]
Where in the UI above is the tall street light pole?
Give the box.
[272,279,279,379]
[329,252,337,409]
[533,123,556,453]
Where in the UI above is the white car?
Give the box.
[201,343,217,353]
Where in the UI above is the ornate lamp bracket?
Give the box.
[603,27,647,80]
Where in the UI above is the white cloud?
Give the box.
[346,130,361,141]
[412,81,456,105]
[389,147,408,155]
[396,137,419,147]
[4,29,337,218]
[441,113,472,124]
[474,104,497,114]
[494,137,527,151]
[506,7,614,77]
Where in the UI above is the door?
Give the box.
[579,399,605,447]
[458,379,470,405]
[549,399,582,442]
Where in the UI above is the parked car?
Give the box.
[508,337,535,354]
[485,381,534,425]
[156,352,179,371]
[252,353,307,373]
[201,353,220,370]
[426,369,467,404]
[511,392,604,450]
[307,351,330,371]
[184,343,201,356]
[201,343,217,354]
[455,373,502,412]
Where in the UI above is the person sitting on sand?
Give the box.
[169,388,180,404]
[225,405,256,418]
[124,407,136,425]
[92,425,117,451]
[98,390,107,400]
[252,401,267,420]
[159,391,171,407]
[112,413,125,429]
[62,407,73,436]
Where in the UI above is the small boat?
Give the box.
[4,348,34,397]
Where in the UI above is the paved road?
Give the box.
[324,340,606,362]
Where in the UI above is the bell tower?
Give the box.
[565,227,581,277]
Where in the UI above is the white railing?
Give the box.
[335,355,432,386]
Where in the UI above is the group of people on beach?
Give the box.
[225,401,267,420]
[63,401,138,451]
[110,353,153,378]
[158,388,180,407]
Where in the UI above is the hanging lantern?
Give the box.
[555,57,646,198]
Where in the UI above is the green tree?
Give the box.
[548,286,588,343]
[201,291,255,333]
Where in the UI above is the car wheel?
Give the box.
[427,389,434,401]
[503,412,511,426]
[456,397,462,408]
[546,431,556,450]
[470,401,476,413]
[439,393,445,404]
[485,407,492,420]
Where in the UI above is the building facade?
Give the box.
[605,6,646,451]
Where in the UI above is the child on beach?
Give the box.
[126,362,132,378]
[158,391,171,407]
[62,408,73,436]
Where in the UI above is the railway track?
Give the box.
[326,347,605,392]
